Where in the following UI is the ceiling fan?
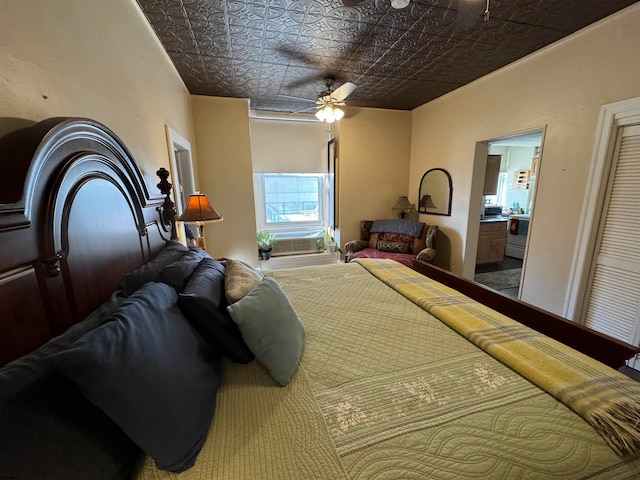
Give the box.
[457,0,491,24]
[342,0,490,23]
[279,78,358,123]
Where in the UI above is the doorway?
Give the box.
[472,129,544,299]
[165,126,196,246]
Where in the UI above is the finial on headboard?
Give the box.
[156,168,177,239]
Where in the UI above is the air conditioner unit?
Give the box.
[272,237,319,256]
[261,252,338,270]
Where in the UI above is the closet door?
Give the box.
[582,124,640,367]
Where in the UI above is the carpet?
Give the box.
[474,268,522,291]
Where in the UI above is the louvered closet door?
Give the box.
[583,124,640,364]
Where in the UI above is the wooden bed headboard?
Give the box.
[0,118,176,366]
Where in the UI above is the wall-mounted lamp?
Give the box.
[177,192,223,250]
[392,195,415,219]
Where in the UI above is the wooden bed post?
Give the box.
[156,167,177,240]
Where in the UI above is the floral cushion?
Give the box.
[378,232,414,246]
[377,241,410,254]
[349,248,416,268]
[348,221,438,265]
[375,232,411,252]
[360,221,373,241]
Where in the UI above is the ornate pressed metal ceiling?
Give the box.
[136,0,638,113]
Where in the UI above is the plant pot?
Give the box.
[260,249,272,260]
[326,242,336,254]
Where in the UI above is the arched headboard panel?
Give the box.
[0,118,176,366]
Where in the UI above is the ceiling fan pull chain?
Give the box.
[483,0,490,22]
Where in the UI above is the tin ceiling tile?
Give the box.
[137,0,638,111]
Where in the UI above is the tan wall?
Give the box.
[191,96,258,266]
[410,4,640,315]
[250,118,331,173]
[0,0,194,191]
[337,107,412,250]
[192,105,411,265]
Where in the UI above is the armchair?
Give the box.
[345,219,438,268]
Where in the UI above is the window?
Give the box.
[254,173,330,235]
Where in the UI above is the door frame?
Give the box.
[565,96,640,321]
[466,127,545,299]
[165,126,196,246]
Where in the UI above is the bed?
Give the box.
[1,118,640,480]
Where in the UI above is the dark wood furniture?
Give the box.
[0,118,176,366]
[413,259,639,369]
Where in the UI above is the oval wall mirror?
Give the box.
[418,168,452,216]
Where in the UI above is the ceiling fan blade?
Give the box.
[331,82,357,102]
[276,46,317,66]
[277,94,317,103]
[456,0,486,28]
[288,105,320,115]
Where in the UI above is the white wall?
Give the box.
[0,0,194,192]
[410,3,640,315]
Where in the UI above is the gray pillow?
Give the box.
[119,241,188,295]
[227,277,305,386]
[224,258,263,304]
[49,282,223,473]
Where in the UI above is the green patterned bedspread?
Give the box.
[138,261,640,479]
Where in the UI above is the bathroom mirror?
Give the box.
[418,168,452,216]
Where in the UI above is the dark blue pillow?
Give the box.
[119,240,188,296]
[157,247,212,293]
[0,291,141,480]
[179,258,254,363]
[49,282,223,473]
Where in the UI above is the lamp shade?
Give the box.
[178,192,223,224]
[392,195,414,211]
[420,194,437,209]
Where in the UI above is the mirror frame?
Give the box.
[418,168,452,216]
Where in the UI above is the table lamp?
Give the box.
[392,195,414,219]
[177,192,223,250]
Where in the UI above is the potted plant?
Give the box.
[257,231,277,260]
[323,229,342,254]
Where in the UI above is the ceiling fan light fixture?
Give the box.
[390,0,410,9]
[315,106,329,122]
[315,105,343,123]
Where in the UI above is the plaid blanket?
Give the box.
[355,258,640,456]
[369,219,424,237]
